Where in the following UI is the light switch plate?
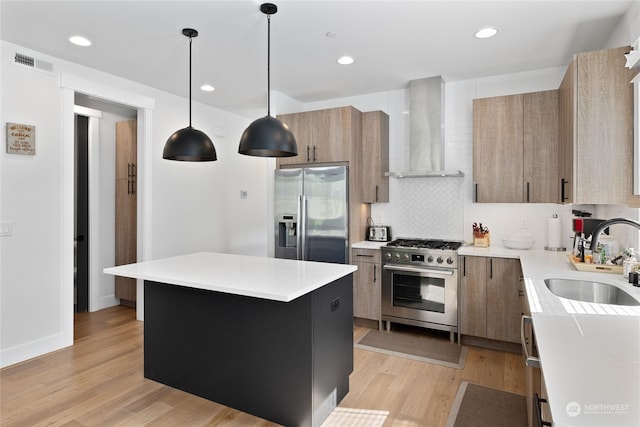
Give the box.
[240,190,248,199]
[0,222,13,237]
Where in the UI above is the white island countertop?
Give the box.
[104,252,356,303]
[460,246,640,426]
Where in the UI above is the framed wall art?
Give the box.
[6,122,36,155]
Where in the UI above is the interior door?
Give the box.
[75,114,89,312]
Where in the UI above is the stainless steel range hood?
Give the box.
[386,76,464,178]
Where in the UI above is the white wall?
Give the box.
[0,41,269,367]
[605,0,640,48]
[1,45,66,365]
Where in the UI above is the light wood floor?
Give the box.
[1,306,525,426]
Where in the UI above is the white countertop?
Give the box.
[103,252,356,303]
[461,246,640,426]
[351,240,389,249]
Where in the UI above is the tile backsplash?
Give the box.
[370,177,464,241]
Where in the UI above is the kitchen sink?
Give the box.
[544,278,640,306]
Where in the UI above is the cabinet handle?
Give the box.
[375,185,379,202]
[533,393,552,427]
[127,163,131,178]
[463,256,466,276]
[312,146,317,162]
[356,254,374,258]
[561,178,568,202]
[474,184,478,203]
[127,179,132,195]
[526,182,530,203]
[132,163,136,178]
[521,315,540,368]
[518,290,525,297]
[133,178,136,195]
[489,258,493,279]
[373,264,377,283]
[306,146,310,162]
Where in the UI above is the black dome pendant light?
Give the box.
[163,28,217,162]
[238,3,297,158]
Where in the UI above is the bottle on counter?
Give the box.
[623,249,638,278]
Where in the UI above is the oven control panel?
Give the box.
[382,249,458,268]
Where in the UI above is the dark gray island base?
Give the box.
[144,274,353,427]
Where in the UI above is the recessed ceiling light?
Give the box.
[69,35,92,47]
[475,27,498,39]
[325,31,337,39]
[200,84,215,92]
[337,56,354,65]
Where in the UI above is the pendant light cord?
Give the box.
[267,14,271,117]
[188,34,193,127]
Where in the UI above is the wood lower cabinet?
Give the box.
[460,256,523,343]
[559,46,634,204]
[115,120,137,305]
[473,91,558,203]
[352,248,381,328]
[361,111,389,203]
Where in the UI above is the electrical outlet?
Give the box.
[520,218,528,229]
[330,298,340,312]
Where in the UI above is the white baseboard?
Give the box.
[0,332,70,369]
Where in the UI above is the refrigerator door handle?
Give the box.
[299,195,307,260]
[296,195,302,260]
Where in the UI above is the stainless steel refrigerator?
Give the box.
[275,166,349,264]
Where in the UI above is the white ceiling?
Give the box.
[0,0,634,118]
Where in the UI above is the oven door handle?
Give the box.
[383,264,454,276]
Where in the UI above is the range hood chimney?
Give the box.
[386,76,464,178]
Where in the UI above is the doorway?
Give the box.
[73,94,138,317]
[61,75,154,346]
[75,114,90,312]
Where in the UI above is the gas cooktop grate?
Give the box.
[385,239,462,251]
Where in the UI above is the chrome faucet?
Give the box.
[589,218,640,251]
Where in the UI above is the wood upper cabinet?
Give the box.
[460,256,523,343]
[559,46,634,204]
[473,91,559,203]
[524,90,559,203]
[473,94,524,203]
[276,112,313,166]
[361,111,389,203]
[276,106,358,167]
[351,248,382,328]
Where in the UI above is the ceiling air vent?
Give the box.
[13,52,54,74]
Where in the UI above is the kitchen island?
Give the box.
[104,252,357,427]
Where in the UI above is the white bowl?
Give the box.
[503,237,535,250]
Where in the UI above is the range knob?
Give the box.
[403,254,410,261]
[394,253,401,260]
[385,252,392,260]
[427,255,434,263]
[446,257,454,265]
[437,256,444,264]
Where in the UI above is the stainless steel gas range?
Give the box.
[381,238,462,341]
